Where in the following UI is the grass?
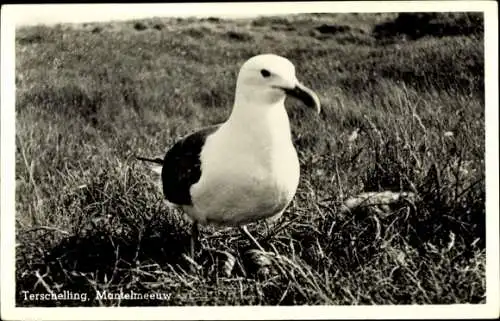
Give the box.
[15,13,485,306]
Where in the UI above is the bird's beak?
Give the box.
[283,82,321,114]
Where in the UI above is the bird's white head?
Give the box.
[234,54,321,114]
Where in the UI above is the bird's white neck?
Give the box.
[225,98,292,145]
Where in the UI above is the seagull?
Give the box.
[137,54,321,260]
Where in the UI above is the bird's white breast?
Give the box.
[187,107,300,226]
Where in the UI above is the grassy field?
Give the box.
[15,13,485,306]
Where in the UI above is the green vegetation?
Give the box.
[15,13,485,306]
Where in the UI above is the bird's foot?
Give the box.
[245,248,274,279]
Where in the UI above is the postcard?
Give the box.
[1,1,498,320]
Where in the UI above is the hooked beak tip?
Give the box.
[283,82,321,114]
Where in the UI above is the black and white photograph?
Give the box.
[1,1,498,320]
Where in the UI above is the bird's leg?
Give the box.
[240,225,265,252]
[190,222,199,259]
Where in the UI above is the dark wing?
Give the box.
[161,124,221,205]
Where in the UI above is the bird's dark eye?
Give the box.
[260,69,271,78]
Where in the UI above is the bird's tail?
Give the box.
[136,156,163,165]
[136,155,163,178]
